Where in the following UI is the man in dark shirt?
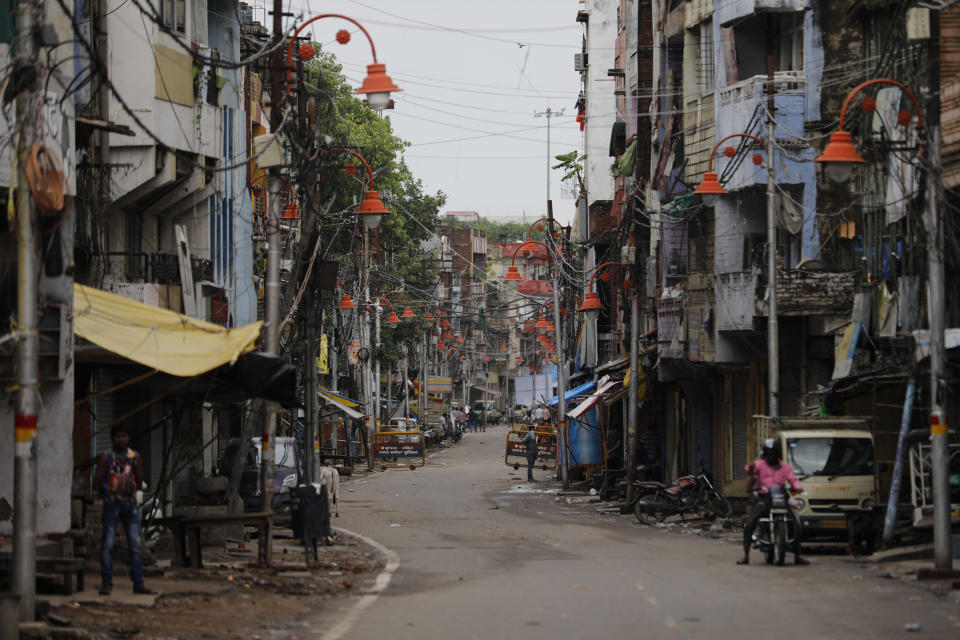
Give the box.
[523,425,539,482]
[93,424,154,595]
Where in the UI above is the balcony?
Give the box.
[717,271,758,332]
[716,0,806,27]
[755,269,856,317]
[656,294,685,359]
[716,72,807,161]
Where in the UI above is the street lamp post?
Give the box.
[577,261,636,490]
[504,235,570,488]
[812,79,948,567]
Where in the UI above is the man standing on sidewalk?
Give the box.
[523,424,539,482]
[93,424,154,595]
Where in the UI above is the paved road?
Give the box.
[311,425,960,639]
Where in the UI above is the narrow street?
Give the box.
[305,428,960,639]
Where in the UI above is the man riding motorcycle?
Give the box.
[738,438,809,565]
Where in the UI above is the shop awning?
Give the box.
[546,380,597,407]
[73,283,261,377]
[318,387,363,419]
[471,384,502,397]
[568,377,622,420]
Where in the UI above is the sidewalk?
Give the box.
[22,527,384,640]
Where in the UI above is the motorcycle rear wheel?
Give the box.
[774,520,787,566]
[708,492,733,518]
[635,496,668,525]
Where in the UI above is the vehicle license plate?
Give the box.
[821,519,846,528]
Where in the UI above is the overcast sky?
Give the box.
[284,0,584,225]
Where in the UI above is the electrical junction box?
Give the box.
[253,133,287,168]
[574,53,587,72]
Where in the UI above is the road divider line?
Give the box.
[321,526,400,640]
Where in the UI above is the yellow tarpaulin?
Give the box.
[73,283,262,377]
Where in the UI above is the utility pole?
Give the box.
[626,292,639,500]
[13,0,39,620]
[304,324,315,485]
[260,0,285,532]
[548,204,569,488]
[765,30,779,419]
[374,301,382,430]
[363,227,373,470]
[926,126,952,569]
[534,107,565,203]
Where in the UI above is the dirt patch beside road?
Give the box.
[45,533,384,640]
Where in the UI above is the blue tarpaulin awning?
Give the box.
[546,380,597,407]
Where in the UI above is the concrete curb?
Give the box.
[320,526,400,640]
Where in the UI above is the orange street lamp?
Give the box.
[320,148,389,229]
[815,78,921,183]
[577,261,634,322]
[285,14,401,110]
[693,133,765,207]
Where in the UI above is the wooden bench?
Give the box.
[165,512,273,568]
[0,555,85,594]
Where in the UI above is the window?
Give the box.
[778,12,804,72]
[700,20,715,93]
[161,0,186,35]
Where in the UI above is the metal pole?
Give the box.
[925,126,952,569]
[552,272,569,489]
[765,57,779,419]
[374,302,382,431]
[13,0,39,618]
[884,377,916,545]
[304,326,315,484]
[260,174,282,516]
[627,293,639,501]
[363,227,373,470]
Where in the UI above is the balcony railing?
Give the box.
[755,269,856,317]
[656,295,685,359]
[717,72,807,155]
[717,271,758,332]
[716,0,806,27]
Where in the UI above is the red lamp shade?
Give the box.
[437,341,446,351]
[402,306,416,319]
[337,294,356,311]
[357,190,390,229]
[693,171,727,207]
[425,310,436,322]
[504,265,522,283]
[535,315,550,332]
[815,130,867,183]
[538,333,549,343]
[516,355,524,364]
[459,354,466,360]
[355,63,401,110]
[545,321,556,333]
[457,335,464,344]
[482,355,489,362]
[500,342,507,352]
[578,291,605,322]
[386,311,401,325]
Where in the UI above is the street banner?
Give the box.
[347,339,362,365]
[316,334,329,374]
[427,375,452,393]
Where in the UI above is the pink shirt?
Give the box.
[745,458,803,492]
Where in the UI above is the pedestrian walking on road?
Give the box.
[94,424,154,596]
[523,424,539,481]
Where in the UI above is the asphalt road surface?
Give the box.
[309,425,960,639]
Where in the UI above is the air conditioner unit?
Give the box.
[574,53,587,72]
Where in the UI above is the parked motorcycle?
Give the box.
[633,467,732,525]
[751,485,798,566]
[452,423,464,443]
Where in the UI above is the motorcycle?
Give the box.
[752,485,798,566]
[633,467,732,525]
[452,423,464,443]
